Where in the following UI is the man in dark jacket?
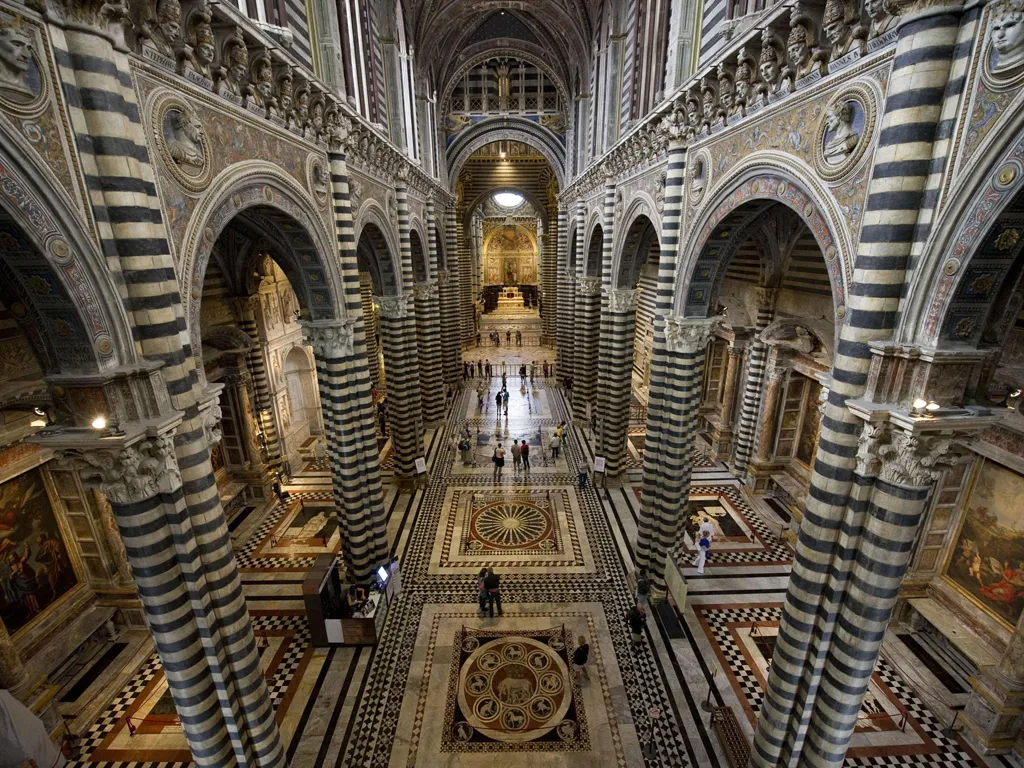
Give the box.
[483,568,503,617]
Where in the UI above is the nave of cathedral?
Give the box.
[4,0,1024,766]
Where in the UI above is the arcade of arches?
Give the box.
[7,1,1024,767]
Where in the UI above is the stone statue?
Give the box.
[309,95,324,139]
[716,64,734,121]
[991,0,1024,76]
[251,54,276,113]
[218,29,250,98]
[141,0,182,59]
[0,16,33,99]
[691,158,706,196]
[278,69,293,120]
[294,86,309,132]
[823,101,859,164]
[167,109,204,170]
[700,77,717,129]
[733,48,754,117]
[865,0,899,40]
[757,29,783,98]
[785,22,815,82]
[684,92,700,139]
[822,0,856,59]
[188,2,215,79]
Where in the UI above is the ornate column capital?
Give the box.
[300,317,358,358]
[606,288,639,313]
[663,315,721,354]
[576,277,603,296]
[375,294,412,319]
[35,416,186,505]
[848,400,1002,486]
[412,280,439,300]
[436,269,450,286]
[198,385,224,446]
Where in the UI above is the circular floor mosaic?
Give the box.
[456,635,574,742]
[469,500,555,551]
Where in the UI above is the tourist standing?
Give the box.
[572,636,590,681]
[492,443,505,481]
[693,531,711,575]
[520,440,530,475]
[484,568,503,617]
[477,567,489,615]
[511,440,522,474]
[628,603,646,647]
[543,361,549,378]
[502,388,509,414]
[495,390,502,413]
[506,329,511,345]
[549,431,561,460]
[485,360,492,378]
[530,361,536,382]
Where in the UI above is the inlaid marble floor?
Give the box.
[58,376,1010,767]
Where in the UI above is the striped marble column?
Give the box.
[54,20,283,767]
[418,199,445,422]
[542,205,558,345]
[382,175,425,478]
[633,316,718,592]
[571,201,592,420]
[441,203,462,382]
[752,6,966,765]
[301,137,391,579]
[731,288,776,476]
[573,278,602,422]
[597,288,639,477]
[458,211,475,348]
[555,205,574,380]
[235,297,283,468]
[359,273,382,389]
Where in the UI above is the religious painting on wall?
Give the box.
[945,458,1024,627]
[0,467,77,634]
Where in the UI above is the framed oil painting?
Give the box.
[0,467,78,634]
[945,458,1024,627]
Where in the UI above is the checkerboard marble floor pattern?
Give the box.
[62,382,1003,767]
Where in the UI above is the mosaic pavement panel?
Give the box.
[646,484,793,567]
[69,612,317,766]
[693,603,987,766]
[235,492,337,572]
[429,486,595,575]
[388,604,640,767]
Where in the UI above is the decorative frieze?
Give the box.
[663,316,719,354]
[375,294,411,320]
[54,433,182,505]
[300,318,358,358]
[606,288,639,313]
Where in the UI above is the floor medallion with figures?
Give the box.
[444,627,589,752]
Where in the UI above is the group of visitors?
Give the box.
[484,329,525,347]
[495,387,510,415]
[476,567,503,617]
[549,421,566,461]
[462,359,557,381]
[492,438,531,480]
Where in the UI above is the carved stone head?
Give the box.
[992,0,1024,74]
[191,6,215,72]
[0,17,32,91]
[787,22,810,71]
[759,30,782,89]
[156,0,182,44]
[225,30,249,91]
[701,78,716,120]
[717,65,734,112]
[253,55,273,104]
[822,0,851,49]
[278,70,293,114]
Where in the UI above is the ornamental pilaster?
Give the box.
[300,317,358,358]
[663,315,720,354]
[606,288,639,313]
[375,294,412,319]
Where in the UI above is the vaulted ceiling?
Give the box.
[403,1,597,94]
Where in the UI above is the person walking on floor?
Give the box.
[492,443,505,481]
[506,329,511,345]
[549,431,561,460]
[502,389,509,415]
[511,439,522,475]
[628,603,646,648]
[485,360,492,378]
[483,568,503,617]
[495,390,502,414]
[520,439,530,475]
[543,361,549,378]
[572,635,590,681]
[477,567,489,615]
[530,362,536,383]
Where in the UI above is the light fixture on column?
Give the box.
[925,401,941,417]
[911,398,927,417]
[91,416,107,430]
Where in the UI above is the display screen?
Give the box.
[377,565,390,584]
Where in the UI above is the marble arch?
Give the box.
[183,164,344,352]
[612,199,661,291]
[902,109,1024,348]
[439,48,569,110]
[446,118,567,186]
[409,227,429,283]
[676,163,850,321]
[354,201,402,295]
[0,131,134,374]
[584,219,604,278]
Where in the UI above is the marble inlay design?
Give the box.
[447,627,587,748]
[693,603,987,765]
[431,488,594,574]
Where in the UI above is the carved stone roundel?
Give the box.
[812,83,877,183]
[151,91,213,193]
[0,13,47,117]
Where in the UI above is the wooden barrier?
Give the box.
[709,706,751,768]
